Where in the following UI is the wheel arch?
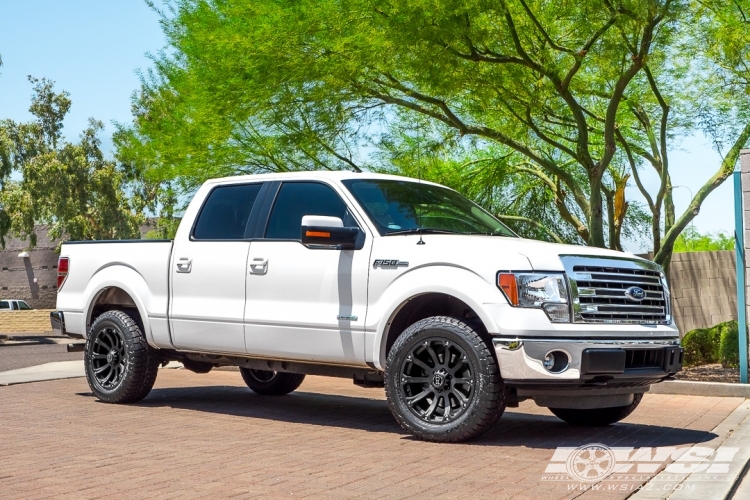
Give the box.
[371,266,504,370]
[82,265,158,347]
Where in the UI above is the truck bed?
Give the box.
[56,240,174,340]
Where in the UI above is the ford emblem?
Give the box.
[624,286,647,301]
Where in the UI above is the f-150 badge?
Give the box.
[373,259,409,269]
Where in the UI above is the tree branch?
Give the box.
[496,214,565,243]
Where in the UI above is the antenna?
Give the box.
[416,126,425,245]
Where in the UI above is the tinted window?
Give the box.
[11,302,18,310]
[18,301,31,310]
[193,183,262,240]
[265,182,357,240]
[0,301,8,309]
[343,179,516,237]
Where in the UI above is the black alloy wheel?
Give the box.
[239,367,305,395]
[85,310,160,404]
[400,338,474,423]
[385,316,504,442]
[90,325,127,390]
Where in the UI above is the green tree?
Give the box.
[672,227,735,252]
[0,77,142,248]
[118,0,750,266]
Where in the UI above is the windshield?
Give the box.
[342,179,517,237]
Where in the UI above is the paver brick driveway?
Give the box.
[1,368,743,499]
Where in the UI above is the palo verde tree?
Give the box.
[0,77,142,248]
[118,0,750,267]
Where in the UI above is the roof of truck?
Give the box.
[203,170,444,188]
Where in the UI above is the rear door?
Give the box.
[169,182,267,353]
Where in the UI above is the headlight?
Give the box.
[497,272,570,323]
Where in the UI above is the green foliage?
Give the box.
[682,320,743,368]
[719,321,741,369]
[673,227,735,253]
[682,327,722,367]
[0,77,142,248]
[116,0,750,261]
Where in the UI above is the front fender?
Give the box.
[368,265,506,370]
[81,264,166,348]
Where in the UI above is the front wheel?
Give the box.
[239,368,305,395]
[549,393,644,426]
[385,316,504,442]
[85,310,160,404]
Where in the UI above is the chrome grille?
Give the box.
[561,256,671,325]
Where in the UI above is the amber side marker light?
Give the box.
[498,273,519,305]
[306,231,331,238]
[57,257,69,290]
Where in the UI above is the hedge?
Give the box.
[682,320,743,368]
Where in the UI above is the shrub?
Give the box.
[682,327,722,366]
[719,321,742,368]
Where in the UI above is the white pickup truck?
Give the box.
[51,171,682,442]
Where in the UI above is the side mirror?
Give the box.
[300,215,359,249]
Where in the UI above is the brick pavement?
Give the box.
[0,369,744,499]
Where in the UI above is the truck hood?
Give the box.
[506,237,647,271]
[382,234,650,275]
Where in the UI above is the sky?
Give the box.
[0,1,739,252]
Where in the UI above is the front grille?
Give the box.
[562,256,670,325]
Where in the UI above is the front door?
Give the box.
[170,182,263,353]
[244,181,371,364]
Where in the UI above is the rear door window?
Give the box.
[192,183,263,240]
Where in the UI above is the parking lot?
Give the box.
[0,368,743,499]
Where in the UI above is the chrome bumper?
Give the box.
[493,337,682,384]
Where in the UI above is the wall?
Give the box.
[0,310,55,334]
[0,225,60,310]
[670,250,737,335]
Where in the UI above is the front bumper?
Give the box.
[493,337,682,390]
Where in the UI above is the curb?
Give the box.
[630,400,750,500]
[0,335,75,346]
[649,380,750,398]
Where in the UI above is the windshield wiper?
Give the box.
[460,232,513,237]
[385,228,458,236]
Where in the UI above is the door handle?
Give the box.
[176,257,192,273]
[249,258,268,274]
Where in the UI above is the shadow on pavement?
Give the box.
[82,384,720,448]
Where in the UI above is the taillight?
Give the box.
[57,257,69,290]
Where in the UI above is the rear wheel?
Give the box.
[239,368,305,395]
[385,316,504,442]
[549,393,643,426]
[85,310,160,404]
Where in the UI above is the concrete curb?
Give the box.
[0,335,79,346]
[0,360,183,386]
[649,380,750,398]
[0,360,85,386]
[630,400,750,500]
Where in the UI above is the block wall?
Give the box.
[670,251,737,335]
[0,310,55,334]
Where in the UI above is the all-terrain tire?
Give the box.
[549,393,644,426]
[85,310,160,404]
[239,368,305,395]
[384,316,505,442]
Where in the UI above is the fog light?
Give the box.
[543,303,570,323]
[543,350,570,373]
